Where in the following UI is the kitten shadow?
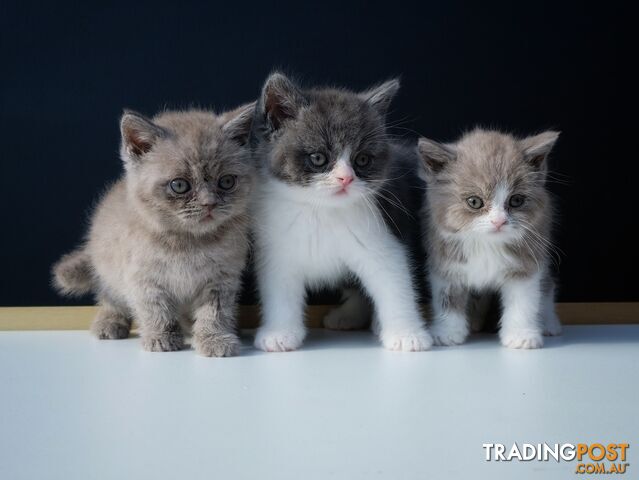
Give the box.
[238,328,384,355]
[466,326,639,350]
[117,325,639,356]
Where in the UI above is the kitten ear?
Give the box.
[260,72,306,131]
[417,137,456,175]
[359,79,400,116]
[222,102,256,145]
[120,110,165,161]
[519,131,560,169]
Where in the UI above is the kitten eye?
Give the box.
[354,153,372,168]
[509,194,525,208]
[466,196,484,209]
[218,174,236,191]
[309,152,328,167]
[169,178,191,194]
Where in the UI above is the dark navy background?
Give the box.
[1,0,633,305]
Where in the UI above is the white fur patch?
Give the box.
[498,271,544,349]
[487,184,509,226]
[333,148,353,175]
[254,176,431,351]
[446,236,520,290]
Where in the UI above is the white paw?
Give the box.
[430,322,469,346]
[380,328,433,352]
[254,327,306,352]
[323,308,368,330]
[500,329,544,349]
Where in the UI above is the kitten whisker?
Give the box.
[518,222,563,267]
[370,188,414,219]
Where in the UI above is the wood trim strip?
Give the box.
[0,303,637,331]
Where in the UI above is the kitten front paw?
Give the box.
[254,327,306,352]
[430,322,469,346]
[500,329,543,349]
[193,333,241,357]
[90,313,131,340]
[380,328,433,352]
[141,332,185,352]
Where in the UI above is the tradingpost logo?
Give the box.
[483,443,630,475]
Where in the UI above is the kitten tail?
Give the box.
[52,249,94,296]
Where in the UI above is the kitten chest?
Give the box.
[258,199,378,282]
[451,241,521,290]
[129,239,243,302]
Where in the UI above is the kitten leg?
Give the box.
[429,274,470,346]
[499,272,544,349]
[90,295,132,340]
[541,276,562,336]
[323,288,372,330]
[255,262,307,352]
[348,232,432,351]
[543,302,562,336]
[133,285,184,352]
[192,287,241,357]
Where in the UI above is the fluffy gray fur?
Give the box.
[52,105,256,356]
[418,128,562,349]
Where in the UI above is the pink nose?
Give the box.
[491,218,507,230]
[338,175,353,187]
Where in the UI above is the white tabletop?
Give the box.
[1,326,637,480]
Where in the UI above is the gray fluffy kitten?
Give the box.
[418,128,562,349]
[53,105,255,356]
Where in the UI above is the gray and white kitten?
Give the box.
[250,73,432,352]
[417,128,562,349]
[52,106,255,356]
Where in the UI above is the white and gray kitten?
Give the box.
[52,105,255,356]
[250,73,432,352]
[417,128,562,349]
